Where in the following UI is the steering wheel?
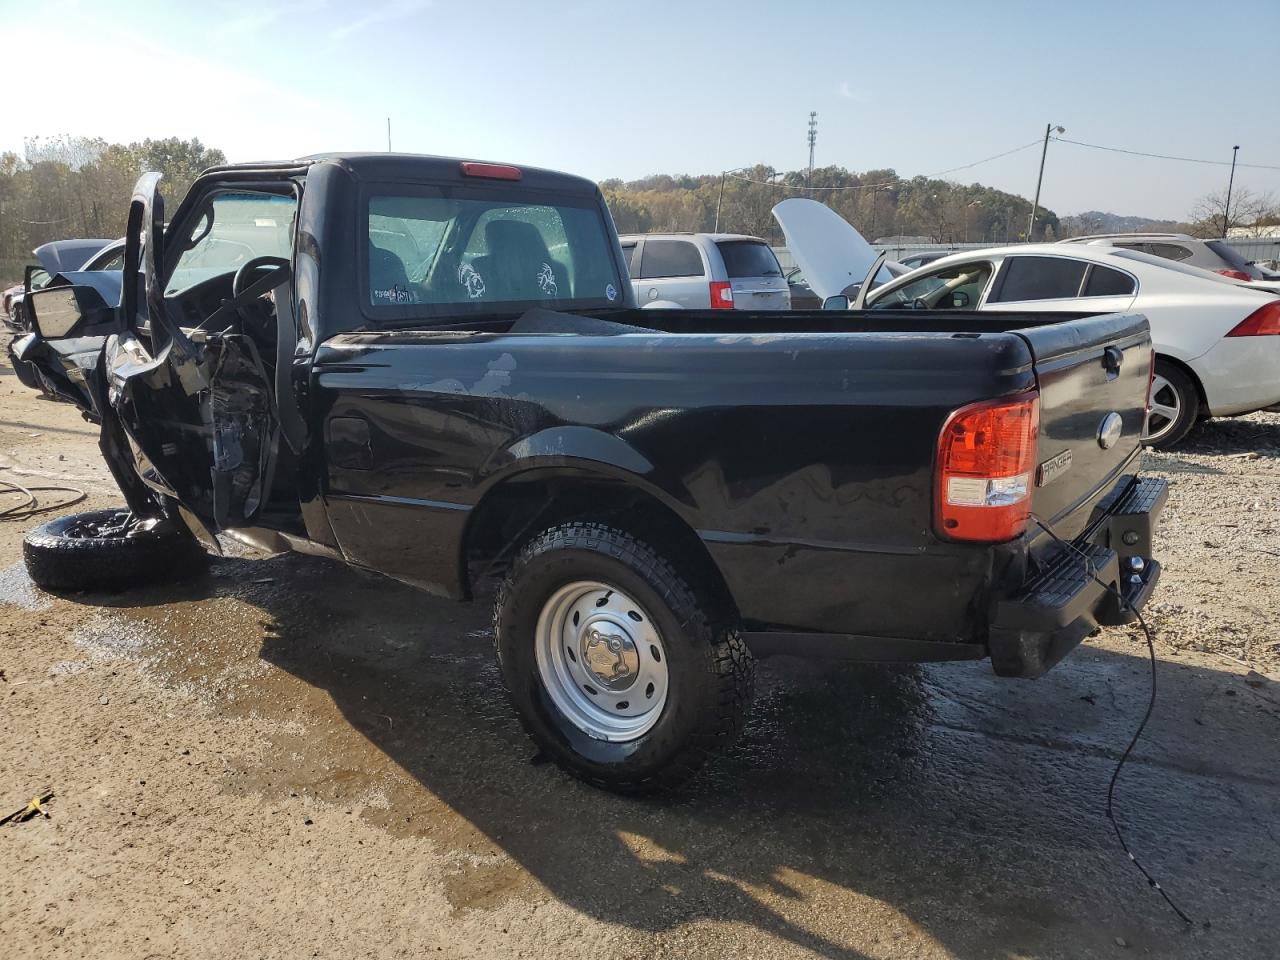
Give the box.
[233,256,290,297]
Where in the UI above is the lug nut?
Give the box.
[1129,574,1143,586]
[1128,556,1145,572]
[1122,530,1140,546]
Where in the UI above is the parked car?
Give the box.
[1059,233,1276,282]
[617,232,789,310]
[6,238,123,390]
[788,222,1280,449]
[4,238,114,333]
[16,154,1165,792]
[784,266,822,309]
[785,259,911,311]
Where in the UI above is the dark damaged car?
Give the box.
[14,154,1167,792]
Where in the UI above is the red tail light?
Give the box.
[460,161,522,181]
[709,281,734,309]
[936,392,1040,543]
[1215,268,1253,282]
[1226,301,1280,337]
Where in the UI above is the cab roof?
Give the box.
[201,153,601,197]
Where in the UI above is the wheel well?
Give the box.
[1155,353,1207,413]
[462,469,738,621]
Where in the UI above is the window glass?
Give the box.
[84,245,125,271]
[869,261,992,309]
[168,192,296,294]
[1082,265,1136,297]
[366,193,620,313]
[716,241,782,278]
[96,250,126,272]
[1145,242,1192,262]
[639,239,704,279]
[991,256,1087,302]
[620,242,639,277]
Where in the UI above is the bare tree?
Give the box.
[1190,186,1278,237]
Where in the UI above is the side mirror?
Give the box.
[24,264,51,294]
[26,284,111,340]
[951,290,971,308]
[821,295,850,311]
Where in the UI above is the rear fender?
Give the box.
[493,425,656,480]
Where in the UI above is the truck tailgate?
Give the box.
[1015,312,1152,537]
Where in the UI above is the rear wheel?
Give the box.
[1143,360,1199,449]
[495,521,753,793]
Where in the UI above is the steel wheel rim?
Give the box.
[1144,373,1181,442]
[534,580,669,742]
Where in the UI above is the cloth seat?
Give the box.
[469,220,568,302]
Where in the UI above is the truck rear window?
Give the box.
[715,241,782,279]
[366,192,623,315]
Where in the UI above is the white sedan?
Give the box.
[772,201,1280,448]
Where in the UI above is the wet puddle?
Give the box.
[0,560,51,610]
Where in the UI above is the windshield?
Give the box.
[716,241,781,278]
[366,192,622,315]
[167,192,296,294]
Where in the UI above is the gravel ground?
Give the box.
[1,367,1278,959]
[1141,410,1280,671]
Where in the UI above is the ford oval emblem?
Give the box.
[1097,412,1124,449]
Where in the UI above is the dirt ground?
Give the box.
[2,361,1279,960]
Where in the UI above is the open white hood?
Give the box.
[771,198,897,301]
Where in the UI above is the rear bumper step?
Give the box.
[988,476,1168,678]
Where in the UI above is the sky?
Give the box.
[2,0,1277,221]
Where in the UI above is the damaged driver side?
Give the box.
[105,175,298,547]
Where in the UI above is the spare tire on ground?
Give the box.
[23,508,210,593]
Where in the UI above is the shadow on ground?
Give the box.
[53,551,1280,958]
[1178,414,1280,457]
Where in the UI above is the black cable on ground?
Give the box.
[0,476,87,522]
[1030,515,1202,928]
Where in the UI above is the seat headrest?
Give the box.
[485,220,550,262]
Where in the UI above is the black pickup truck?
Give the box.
[15,154,1166,792]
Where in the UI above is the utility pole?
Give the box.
[715,166,778,232]
[1027,123,1065,240]
[1223,145,1240,238]
[965,200,982,243]
[387,118,392,152]
[807,112,817,187]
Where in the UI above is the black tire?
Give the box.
[23,508,209,593]
[1143,359,1199,450]
[495,521,754,794]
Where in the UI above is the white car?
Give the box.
[774,200,1280,448]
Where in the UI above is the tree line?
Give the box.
[0,135,226,281]
[602,165,1059,246]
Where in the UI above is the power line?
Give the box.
[726,138,1044,192]
[1055,137,1280,172]
[927,138,1043,177]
